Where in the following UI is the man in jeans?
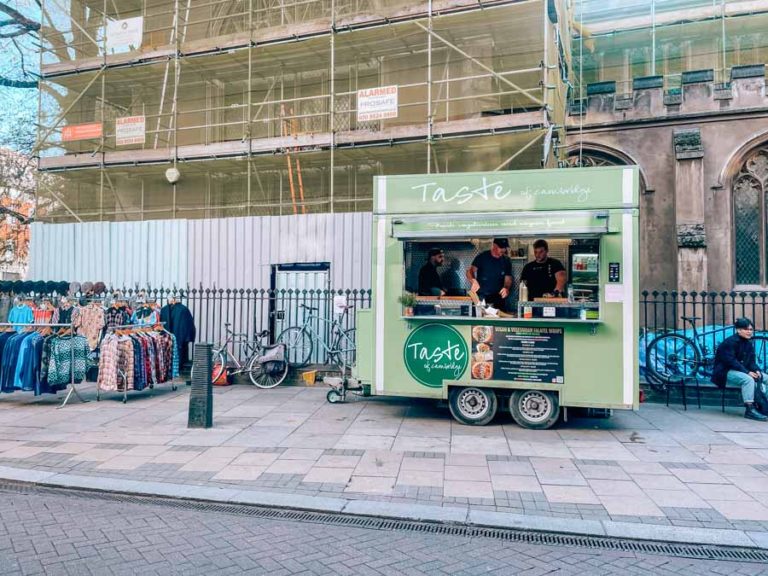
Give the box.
[712,317,768,421]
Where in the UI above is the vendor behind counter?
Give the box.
[520,239,567,300]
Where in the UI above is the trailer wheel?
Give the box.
[326,389,343,404]
[509,390,560,430]
[449,387,497,426]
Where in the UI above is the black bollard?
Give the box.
[188,343,213,429]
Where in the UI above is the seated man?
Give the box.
[418,248,446,296]
[712,317,768,421]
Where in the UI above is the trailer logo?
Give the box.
[403,324,468,388]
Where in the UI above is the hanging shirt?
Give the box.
[13,333,39,390]
[74,305,105,350]
[8,305,33,332]
[98,335,120,392]
[16,333,42,392]
[118,336,136,391]
[169,333,180,378]
[131,307,159,326]
[47,336,89,388]
[58,306,74,326]
[105,306,131,329]
[0,298,12,323]
[33,307,54,325]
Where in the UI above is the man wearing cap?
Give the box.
[467,238,513,311]
[418,248,446,297]
[712,317,768,421]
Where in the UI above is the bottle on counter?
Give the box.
[519,281,528,302]
[567,284,574,303]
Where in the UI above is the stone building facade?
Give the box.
[567,67,768,292]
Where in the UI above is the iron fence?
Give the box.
[640,290,768,381]
[641,290,768,335]
[141,287,372,362]
[2,286,372,364]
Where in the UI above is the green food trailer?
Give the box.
[347,166,639,429]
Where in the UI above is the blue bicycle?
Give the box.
[645,315,768,390]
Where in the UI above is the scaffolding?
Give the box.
[35,0,570,222]
[572,0,768,96]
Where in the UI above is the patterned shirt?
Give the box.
[117,336,135,391]
[47,336,88,387]
[105,306,131,329]
[74,305,105,350]
[97,335,119,392]
[33,308,54,325]
[170,333,180,378]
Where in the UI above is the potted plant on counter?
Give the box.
[398,292,417,317]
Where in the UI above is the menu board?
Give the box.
[470,325,564,384]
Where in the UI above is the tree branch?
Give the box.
[0,206,33,225]
[0,76,37,88]
[0,2,40,32]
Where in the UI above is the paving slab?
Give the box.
[0,384,767,545]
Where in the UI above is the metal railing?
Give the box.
[641,290,768,336]
[2,287,372,365]
[144,287,372,363]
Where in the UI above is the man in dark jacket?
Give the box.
[712,317,768,421]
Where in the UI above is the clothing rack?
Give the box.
[0,322,87,409]
[98,323,178,403]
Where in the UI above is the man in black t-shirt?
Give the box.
[520,239,567,300]
[467,238,512,311]
[418,248,446,296]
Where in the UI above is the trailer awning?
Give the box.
[391,211,610,239]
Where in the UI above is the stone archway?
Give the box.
[565,148,626,168]
[565,145,650,192]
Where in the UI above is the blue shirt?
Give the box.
[8,305,33,332]
[13,333,42,392]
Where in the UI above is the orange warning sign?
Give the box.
[62,122,103,142]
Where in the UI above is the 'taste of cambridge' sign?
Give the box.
[377,168,636,213]
[403,324,469,388]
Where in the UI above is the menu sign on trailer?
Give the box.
[470,325,564,384]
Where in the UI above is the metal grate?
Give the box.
[1,481,767,564]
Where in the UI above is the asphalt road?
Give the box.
[0,488,766,575]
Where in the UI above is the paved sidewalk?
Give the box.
[1,383,768,545]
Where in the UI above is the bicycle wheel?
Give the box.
[277,327,313,368]
[752,337,768,368]
[646,333,701,384]
[190,348,226,383]
[331,328,356,369]
[247,354,289,389]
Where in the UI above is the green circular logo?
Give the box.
[403,323,469,388]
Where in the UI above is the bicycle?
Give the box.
[645,315,768,391]
[277,304,356,370]
[191,323,289,389]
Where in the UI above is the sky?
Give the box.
[0,0,42,153]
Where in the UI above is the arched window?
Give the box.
[566,149,625,168]
[734,145,768,285]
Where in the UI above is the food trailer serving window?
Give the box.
[396,211,608,322]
